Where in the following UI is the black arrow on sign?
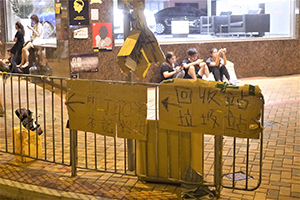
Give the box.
[65,93,85,113]
[161,97,182,112]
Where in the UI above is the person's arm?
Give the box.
[163,68,178,78]
[182,59,203,69]
[221,48,227,65]
[161,63,177,79]
[29,24,42,37]
[13,31,18,42]
[208,49,223,67]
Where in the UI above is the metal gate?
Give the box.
[0,72,264,197]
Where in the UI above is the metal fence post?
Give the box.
[70,129,78,177]
[214,135,223,197]
[123,4,135,171]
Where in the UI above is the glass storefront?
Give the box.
[3,0,297,45]
[4,0,56,45]
[114,0,297,44]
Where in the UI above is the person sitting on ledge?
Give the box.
[17,14,43,70]
[206,47,234,85]
[160,52,185,82]
[181,48,210,80]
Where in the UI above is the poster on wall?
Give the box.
[69,0,89,25]
[92,23,113,50]
[70,52,98,73]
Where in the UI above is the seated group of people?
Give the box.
[0,14,43,73]
[160,47,234,85]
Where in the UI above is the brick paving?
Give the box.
[0,74,299,199]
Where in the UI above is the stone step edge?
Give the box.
[0,177,111,200]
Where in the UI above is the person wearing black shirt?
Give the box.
[160,52,185,82]
[10,21,25,65]
[182,48,209,79]
[206,47,233,85]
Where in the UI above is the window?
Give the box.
[114,0,296,44]
[5,0,56,45]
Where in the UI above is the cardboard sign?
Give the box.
[66,80,148,140]
[117,9,165,79]
[159,79,263,139]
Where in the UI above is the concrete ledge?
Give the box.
[0,178,110,200]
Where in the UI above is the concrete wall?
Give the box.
[79,37,300,83]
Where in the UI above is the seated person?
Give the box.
[160,52,185,82]
[206,47,234,85]
[0,49,19,73]
[10,21,25,65]
[18,14,43,69]
[182,48,210,79]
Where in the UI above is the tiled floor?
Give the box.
[0,74,299,199]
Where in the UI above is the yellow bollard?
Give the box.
[11,127,42,162]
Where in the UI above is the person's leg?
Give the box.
[198,63,210,78]
[208,66,221,81]
[187,66,197,79]
[173,68,185,78]
[220,65,233,84]
[20,42,33,67]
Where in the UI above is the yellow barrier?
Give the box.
[11,127,42,162]
[137,120,203,183]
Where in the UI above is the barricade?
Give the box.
[0,72,264,197]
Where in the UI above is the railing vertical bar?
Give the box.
[70,129,78,177]
[124,138,127,174]
[134,139,137,175]
[233,137,236,187]
[201,134,204,177]
[114,135,117,173]
[18,76,23,157]
[35,80,38,159]
[167,130,170,179]
[155,86,159,178]
[94,132,97,170]
[189,132,192,182]
[246,138,250,189]
[60,79,64,163]
[178,132,182,180]
[26,77,30,156]
[258,102,264,188]
[43,81,47,160]
[104,135,107,170]
[145,123,148,177]
[11,77,15,154]
[85,132,88,168]
[3,77,8,151]
[214,135,223,197]
[51,79,55,161]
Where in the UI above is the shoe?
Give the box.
[18,67,24,73]
[20,62,29,68]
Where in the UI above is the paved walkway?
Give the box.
[0,74,299,199]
